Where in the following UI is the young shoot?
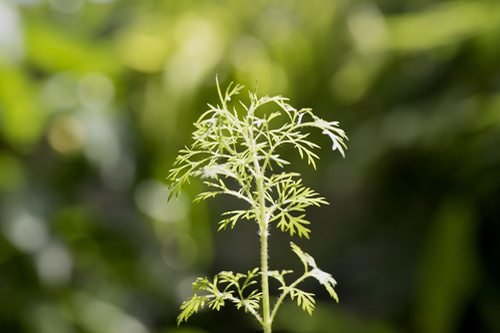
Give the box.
[168,78,347,333]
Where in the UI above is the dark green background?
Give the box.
[1,0,500,332]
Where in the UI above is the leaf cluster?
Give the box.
[177,268,263,326]
[267,242,339,321]
[178,241,339,325]
[169,79,346,327]
[167,78,347,237]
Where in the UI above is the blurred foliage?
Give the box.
[0,0,499,332]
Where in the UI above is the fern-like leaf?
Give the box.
[289,288,316,315]
[177,295,210,325]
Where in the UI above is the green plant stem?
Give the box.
[261,225,271,333]
[256,155,272,333]
[247,103,272,333]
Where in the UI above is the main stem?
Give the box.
[247,103,272,333]
[260,221,271,333]
[256,157,271,333]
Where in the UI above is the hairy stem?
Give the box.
[261,223,271,333]
[247,101,272,333]
[256,152,272,332]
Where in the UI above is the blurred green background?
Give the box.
[1,0,500,332]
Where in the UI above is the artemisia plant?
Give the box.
[168,78,347,333]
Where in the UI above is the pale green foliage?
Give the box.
[177,268,263,325]
[266,242,339,322]
[169,78,347,330]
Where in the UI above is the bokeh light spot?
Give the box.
[35,242,73,286]
[256,8,293,45]
[330,56,371,104]
[78,72,115,109]
[116,33,170,73]
[2,212,49,253]
[74,292,150,333]
[229,36,267,73]
[134,179,189,223]
[48,115,86,155]
[348,4,388,55]
[41,72,79,111]
[27,303,74,333]
[161,233,198,269]
[0,0,24,63]
[165,16,226,94]
[49,0,84,13]
[100,148,136,190]
[80,112,121,166]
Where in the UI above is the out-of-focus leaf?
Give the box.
[112,14,173,73]
[387,2,500,52]
[414,198,479,333]
[24,19,121,75]
[0,153,25,191]
[275,301,399,333]
[0,63,44,147]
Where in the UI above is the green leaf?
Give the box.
[290,243,339,303]
[289,288,316,316]
[218,210,253,230]
[290,242,309,270]
[177,295,210,325]
[208,297,226,311]
[268,270,294,287]
[242,267,260,291]
[324,282,340,303]
[290,242,318,270]
[276,213,311,238]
